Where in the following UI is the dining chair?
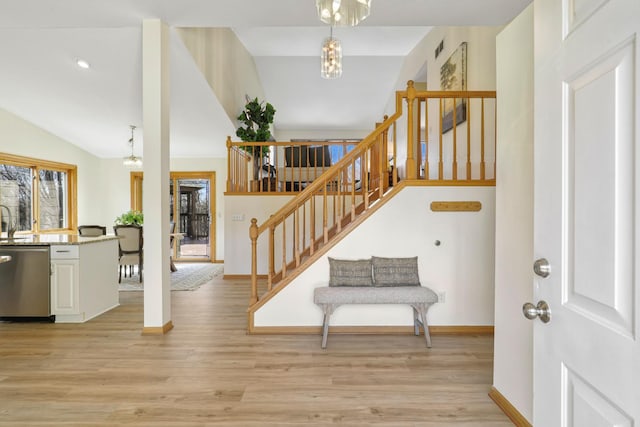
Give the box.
[78,225,107,236]
[113,225,143,283]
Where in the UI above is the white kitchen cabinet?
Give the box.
[51,257,80,315]
[49,238,119,323]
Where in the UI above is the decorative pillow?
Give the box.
[372,256,420,286]
[328,257,373,287]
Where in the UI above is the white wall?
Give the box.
[494,4,534,422]
[224,194,295,274]
[254,185,495,327]
[0,109,104,225]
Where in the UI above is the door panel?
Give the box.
[533,0,639,425]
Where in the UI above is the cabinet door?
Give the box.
[51,259,79,315]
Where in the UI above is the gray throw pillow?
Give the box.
[372,256,420,286]
[328,257,373,287]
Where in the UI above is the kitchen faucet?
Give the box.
[0,204,16,238]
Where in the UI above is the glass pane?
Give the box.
[39,169,67,230]
[0,164,33,232]
[176,178,210,259]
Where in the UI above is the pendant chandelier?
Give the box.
[321,27,342,79]
[122,125,142,168]
[316,0,371,27]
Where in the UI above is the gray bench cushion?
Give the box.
[314,285,438,305]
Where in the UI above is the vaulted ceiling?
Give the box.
[0,0,531,158]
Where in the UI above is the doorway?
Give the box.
[130,171,216,262]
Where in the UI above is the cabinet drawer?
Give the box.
[50,245,79,259]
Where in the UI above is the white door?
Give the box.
[533,0,640,425]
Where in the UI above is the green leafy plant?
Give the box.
[114,210,144,226]
[236,97,276,181]
[236,97,276,147]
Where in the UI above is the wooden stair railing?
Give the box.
[248,81,497,307]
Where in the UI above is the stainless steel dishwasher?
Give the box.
[0,245,53,321]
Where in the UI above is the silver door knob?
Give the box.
[533,258,550,278]
[522,300,551,323]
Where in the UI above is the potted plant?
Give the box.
[114,210,144,226]
[236,97,276,184]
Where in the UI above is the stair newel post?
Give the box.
[405,80,417,179]
[249,218,259,305]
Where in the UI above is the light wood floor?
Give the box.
[0,274,512,426]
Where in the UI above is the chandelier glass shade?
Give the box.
[316,0,371,26]
[122,125,142,168]
[321,33,342,79]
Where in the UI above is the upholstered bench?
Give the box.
[313,256,439,349]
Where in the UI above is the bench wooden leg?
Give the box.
[412,307,420,336]
[321,313,330,349]
[419,306,432,348]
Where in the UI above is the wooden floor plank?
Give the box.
[0,274,512,426]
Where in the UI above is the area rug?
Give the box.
[118,263,223,292]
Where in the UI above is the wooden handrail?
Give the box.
[246,81,497,306]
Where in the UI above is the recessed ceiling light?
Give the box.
[76,59,90,69]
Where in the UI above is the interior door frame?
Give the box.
[130,171,216,262]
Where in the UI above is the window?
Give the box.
[0,153,77,234]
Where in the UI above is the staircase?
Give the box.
[245,81,497,320]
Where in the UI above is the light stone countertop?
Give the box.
[0,234,120,246]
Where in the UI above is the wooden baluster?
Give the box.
[438,99,444,180]
[281,216,287,278]
[364,149,370,209]
[336,174,342,233]
[405,80,417,179]
[452,96,458,180]
[249,218,258,305]
[424,99,429,181]
[392,122,397,185]
[323,186,328,244]
[466,97,472,180]
[416,98,422,179]
[351,157,356,221]
[226,136,232,192]
[481,98,486,180]
[378,137,384,199]
[294,206,300,267]
[310,196,315,255]
[268,224,274,291]
[302,202,307,255]
[382,116,390,188]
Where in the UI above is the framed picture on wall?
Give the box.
[440,41,467,133]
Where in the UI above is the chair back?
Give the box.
[114,225,143,255]
[78,225,107,236]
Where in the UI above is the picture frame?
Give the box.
[440,41,467,133]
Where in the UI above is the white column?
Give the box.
[142,19,172,333]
